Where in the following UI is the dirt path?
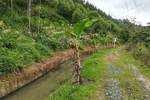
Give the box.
[100,47,150,100]
[114,48,121,56]
[129,64,150,91]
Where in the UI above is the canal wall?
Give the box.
[0,45,120,98]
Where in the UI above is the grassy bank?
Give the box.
[46,45,150,100]
[46,46,119,100]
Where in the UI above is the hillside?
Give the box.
[0,0,124,75]
[0,0,150,100]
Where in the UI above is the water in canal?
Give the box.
[2,54,92,100]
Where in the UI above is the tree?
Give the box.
[123,19,134,42]
[75,3,87,14]
[28,0,31,33]
[119,27,129,43]
[110,22,114,30]
[58,0,71,18]
[46,0,59,8]
[72,8,82,23]
[27,0,28,17]
[88,10,99,20]
[53,18,98,84]
[68,0,75,17]
[69,0,75,11]
[72,0,85,4]
[0,0,6,12]
[11,0,13,17]
[38,0,41,34]
[74,3,87,20]
[93,22,103,33]
[147,22,150,29]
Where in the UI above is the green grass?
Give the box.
[118,47,150,79]
[116,46,150,99]
[46,45,150,100]
[46,47,121,100]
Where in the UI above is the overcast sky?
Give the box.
[85,0,150,26]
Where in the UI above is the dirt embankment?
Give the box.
[0,45,120,98]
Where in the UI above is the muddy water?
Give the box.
[2,54,92,100]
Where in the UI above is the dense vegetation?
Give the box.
[47,46,150,100]
[0,0,150,100]
[0,0,124,75]
[0,0,149,77]
[126,27,150,67]
[121,18,150,67]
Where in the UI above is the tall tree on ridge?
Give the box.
[11,0,13,17]
[28,0,31,33]
[38,0,41,34]
[27,0,28,17]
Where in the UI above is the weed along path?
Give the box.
[47,46,150,100]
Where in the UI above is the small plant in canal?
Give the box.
[53,18,97,84]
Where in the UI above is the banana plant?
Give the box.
[90,33,100,53]
[53,18,98,84]
[109,37,114,47]
[107,33,113,47]
[101,35,109,50]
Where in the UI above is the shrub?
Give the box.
[57,35,71,49]
[16,44,41,62]
[132,43,150,67]
[0,30,20,49]
[0,31,56,74]
[42,39,65,51]
[0,48,18,73]
[34,42,52,56]
[79,44,83,50]
[93,22,103,33]
[81,39,96,46]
